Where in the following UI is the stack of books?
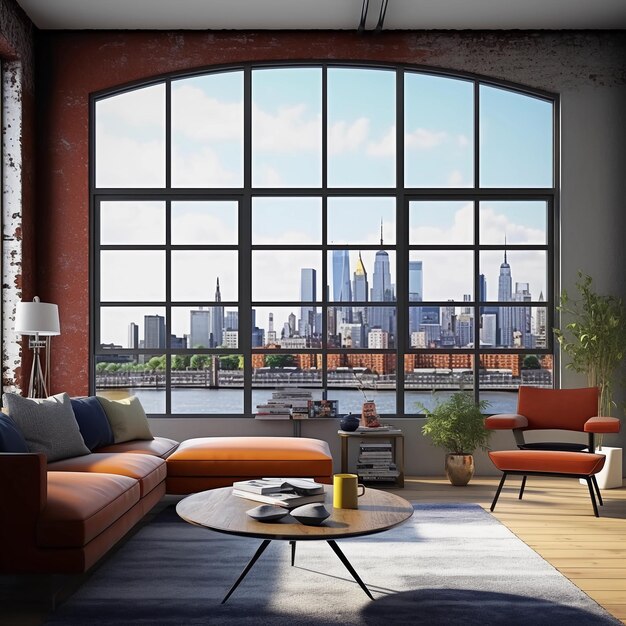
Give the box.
[255,389,313,419]
[356,440,400,482]
[232,477,326,508]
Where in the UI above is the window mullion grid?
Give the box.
[321,64,328,396]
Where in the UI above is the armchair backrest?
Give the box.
[517,386,599,431]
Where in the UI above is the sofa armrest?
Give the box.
[484,414,529,430]
[584,416,621,434]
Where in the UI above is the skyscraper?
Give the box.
[352,252,369,325]
[190,308,210,348]
[513,282,532,348]
[128,322,139,349]
[370,221,395,334]
[498,246,514,347]
[299,268,317,338]
[409,260,423,334]
[332,249,352,324]
[144,314,166,349]
[211,277,224,348]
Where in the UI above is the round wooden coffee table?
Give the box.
[177,485,413,603]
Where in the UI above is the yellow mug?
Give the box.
[333,473,366,509]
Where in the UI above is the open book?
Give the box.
[232,477,325,496]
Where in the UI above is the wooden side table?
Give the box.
[338,429,405,488]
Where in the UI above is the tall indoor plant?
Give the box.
[554,272,626,421]
[421,392,491,486]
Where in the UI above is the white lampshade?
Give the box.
[14,296,61,336]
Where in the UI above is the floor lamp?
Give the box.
[14,297,61,398]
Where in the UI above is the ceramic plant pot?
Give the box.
[340,414,360,432]
[445,453,474,486]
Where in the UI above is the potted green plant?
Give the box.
[554,271,626,419]
[420,392,491,486]
[554,271,626,488]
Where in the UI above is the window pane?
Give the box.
[480,306,548,349]
[327,197,395,245]
[171,251,238,302]
[479,201,547,245]
[171,72,243,188]
[328,306,396,349]
[409,200,473,245]
[480,86,553,188]
[172,306,239,349]
[171,201,238,245]
[96,357,166,415]
[327,355,397,414]
[328,250,396,303]
[95,84,165,188]
[409,251,474,301]
[252,68,322,188]
[100,251,165,302]
[480,250,547,302]
[171,354,244,414]
[404,354,475,413]
[99,306,166,349]
[328,68,395,188]
[479,354,554,412]
[409,306,474,348]
[100,201,165,245]
[252,306,321,347]
[252,251,321,302]
[252,197,322,245]
[252,353,323,394]
[404,73,473,188]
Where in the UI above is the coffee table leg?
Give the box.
[221,539,271,604]
[327,540,374,600]
[289,540,296,566]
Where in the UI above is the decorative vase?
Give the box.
[340,414,360,432]
[361,401,380,428]
[445,453,474,486]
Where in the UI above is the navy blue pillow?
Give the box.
[0,413,29,453]
[71,396,114,451]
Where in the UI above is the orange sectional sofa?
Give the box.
[0,436,177,574]
[0,394,334,575]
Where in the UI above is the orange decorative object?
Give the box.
[360,401,380,428]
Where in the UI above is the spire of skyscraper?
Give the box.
[355,251,367,277]
[215,277,221,302]
[380,218,383,247]
[503,235,508,265]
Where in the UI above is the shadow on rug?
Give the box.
[44,503,619,625]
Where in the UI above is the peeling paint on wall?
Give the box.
[2,60,23,393]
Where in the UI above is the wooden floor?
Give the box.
[2,476,625,625]
[392,476,626,624]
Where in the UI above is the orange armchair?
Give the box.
[485,386,620,517]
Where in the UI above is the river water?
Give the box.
[109,387,520,416]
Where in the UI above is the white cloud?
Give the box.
[447,170,466,186]
[479,206,545,245]
[328,117,369,155]
[253,164,286,187]
[405,128,447,150]
[366,126,396,157]
[409,202,474,245]
[97,84,165,129]
[457,134,470,148]
[253,103,321,154]
[171,145,241,187]
[172,84,243,142]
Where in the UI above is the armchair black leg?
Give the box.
[591,475,603,506]
[518,475,527,500]
[584,477,600,517]
[490,473,508,512]
[289,540,296,566]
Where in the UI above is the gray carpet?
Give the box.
[44,503,620,625]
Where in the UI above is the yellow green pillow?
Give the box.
[96,396,153,444]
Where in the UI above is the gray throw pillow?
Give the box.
[2,392,90,462]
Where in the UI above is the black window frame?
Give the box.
[89,61,559,418]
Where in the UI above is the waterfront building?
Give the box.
[267,312,276,344]
[480,313,497,347]
[368,327,389,349]
[224,330,239,349]
[513,282,532,348]
[128,322,139,349]
[410,331,427,348]
[338,322,365,348]
[409,260,423,334]
[170,335,186,349]
[535,291,547,348]
[332,249,352,326]
[225,310,238,331]
[352,251,369,326]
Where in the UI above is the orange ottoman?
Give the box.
[166,436,333,494]
[488,449,606,517]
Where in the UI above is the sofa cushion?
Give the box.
[96,396,154,444]
[95,437,179,459]
[48,453,167,497]
[3,392,90,462]
[0,413,29,453]
[71,396,114,451]
[38,471,140,548]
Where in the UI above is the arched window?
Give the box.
[92,63,556,417]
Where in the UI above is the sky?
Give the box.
[95,67,553,347]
